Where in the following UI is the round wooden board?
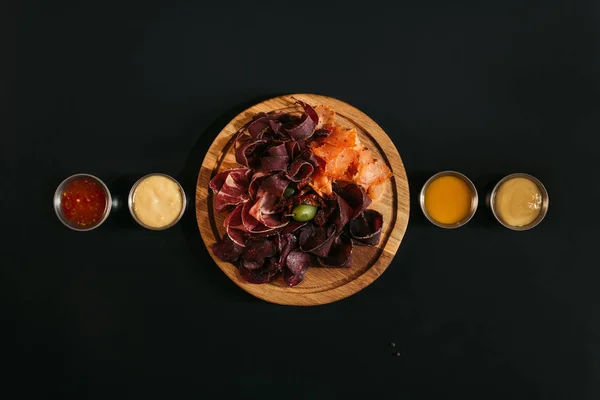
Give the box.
[196,94,409,306]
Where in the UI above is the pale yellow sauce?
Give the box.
[495,177,542,227]
[132,175,183,228]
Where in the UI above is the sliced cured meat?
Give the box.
[247,113,271,138]
[333,194,353,233]
[309,169,332,196]
[261,212,290,229]
[209,167,251,193]
[348,209,383,246]
[266,143,288,157]
[336,182,372,221]
[241,201,273,233]
[315,105,336,130]
[317,235,352,268]
[324,147,356,178]
[284,250,311,287]
[242,237,277,266]
[235,137,268,168]
[355,147,393,188]
[311,142,345,160]
[287,157,314,182]
[260,156,289,172]
[367,182,386,201]
[212,234,243,263]
[323,125,357,148]
[275,233,297,270]
[224,204,248,246]
[210,168,252,212]
[299,224,337,258]
[285,141,301,160]
[260,174,289,198]
[284,101,318,141]
[249,172,268,200]
[240,257,279,284]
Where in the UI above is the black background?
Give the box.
[3,1,600,399]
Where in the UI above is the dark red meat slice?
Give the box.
[284,250,311,287]
[275,233,297,269]
[209,167,250,193]
[285,141,301,160]
[240,257,279,284]
[287,157,314,182]
[269,120,287,139]
[248,196,290,229]
[213,172,252,212]
[212,234,243,263]
[242,258,263,271]
[267,143,288,157]
[284,102,318,141]
[241,201,273,233]
[336,182,372,220]
[348,209,384,246]
[255,193,279,215]
[318,235,352,268]
[298,101,319,125]
[252,174,289,218]
[333,194,353,233]
[261,212,290,228]
[260,156,289,172]
[260,174,289,197]
[308,150,326,171]
[249,172,268,200]
[224,204,248,246]
[210,168,252,211]
[235,136,268,168]
[247,114,271,138]
[299,223,337,257]
[242,237,277,266]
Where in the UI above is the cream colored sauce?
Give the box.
[133,175,183,228]
[495,177,542,227]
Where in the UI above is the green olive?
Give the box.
[292,204,318,222]
[283,186,296,198]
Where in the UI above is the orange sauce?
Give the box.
[424,176,472,224]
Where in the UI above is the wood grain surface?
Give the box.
[196,94,409,305]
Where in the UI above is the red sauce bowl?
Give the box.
[53,173,112,231]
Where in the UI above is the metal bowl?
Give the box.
[419,171,479,229]
[489,173,549,231]
[53,173,112,231]
[128,173,187,231]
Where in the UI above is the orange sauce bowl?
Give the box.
[419,171,478,229]
[53,173,112,231]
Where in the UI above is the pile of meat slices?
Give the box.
[209,102,385,286]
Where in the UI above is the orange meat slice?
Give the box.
[308,105,392,201]
[323,125,357,148]
[355,148,393,187]
[324,147,356,179]
[315,105,336,130]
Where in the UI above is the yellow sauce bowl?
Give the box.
[490,173,549,231]
[127,173,187,231]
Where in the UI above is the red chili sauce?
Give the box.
[60,178,107,228]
